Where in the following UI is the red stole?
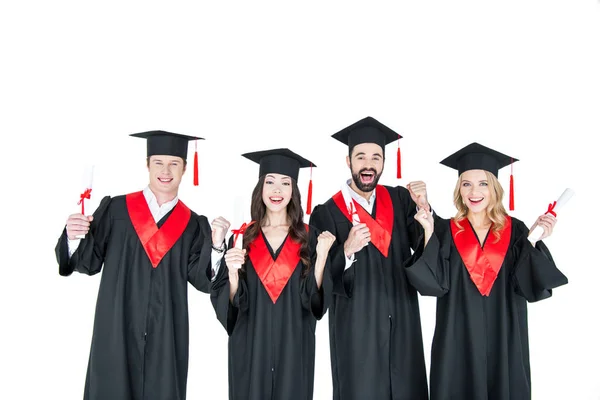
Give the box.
[126,191,191,268]
[332,185,393,257]
[451,216,512,296]
[248,227,305,304]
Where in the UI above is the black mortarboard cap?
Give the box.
[130,130,204,186]
[242,148,317,214]
[241,148,315,182]
[331,116,402,154]
[439,142,518,177]
[332,116,404,178]
[440,142,519,210]
[130,130,204,161]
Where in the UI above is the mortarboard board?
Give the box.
[242,148,317,214]
[130,130,204,186]
[440,142,518,177]
[440,142,519,210]
[332,116,404,178]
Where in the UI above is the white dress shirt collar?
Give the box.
[143,186,179,223]
[345,179,376,214]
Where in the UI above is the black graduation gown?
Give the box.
[210,227,333,400]
[55,194,214,400]
[309,185,429,400]
[405,217,568,400]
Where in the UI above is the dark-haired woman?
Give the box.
[211,148,334,400]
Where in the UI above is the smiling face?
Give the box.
[346,142,384,193]
[459,169,492,214]
[262,173,293,213]
[147,155,186,198]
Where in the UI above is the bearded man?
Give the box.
[309,116,431,400]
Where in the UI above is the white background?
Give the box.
[1,1,598,399]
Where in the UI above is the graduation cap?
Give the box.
[130,130,204,186]
[332,116,404,178]
[242,148,317,214]
[440,142,519,210]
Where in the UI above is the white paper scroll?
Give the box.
[76,165,95,239]
[341,182,360,225]
[528,188,574,243]
[231,196,246,269]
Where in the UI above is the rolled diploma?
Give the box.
[232,230,243,269]
[528,188,574,242]
[76,165,95,239]
[232,196,245,269]
[341,183,360,225]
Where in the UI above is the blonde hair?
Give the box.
[452,170,508,243]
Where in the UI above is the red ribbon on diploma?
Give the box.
[545,201,557,217]
[232,221,256,248]
[78,188,92,214]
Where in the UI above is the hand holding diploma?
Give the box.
[72,165,94,239]
[341,183,360,225]
[66,214,93,240]
[78,165,94,213]
[226,197,254,270]
[226,221,255,270]
[528,188,575,243]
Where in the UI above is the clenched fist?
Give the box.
[316,231,336,258]
[407,181,430,212]
[211,216,231,247]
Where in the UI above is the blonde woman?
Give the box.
[406,142,568,400]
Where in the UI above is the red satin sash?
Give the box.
[248,227,306,303]
[451,216,512,296]
[126,191,191,268]
[332,185,393,257]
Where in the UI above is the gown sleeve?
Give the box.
[187,214,214,293]
[55,195,112,277]
[309,204,354,298]
[510,219,568,302]
[300,226,333,320]
[210,235,249,335]
[404,220,450,297]
[393,185,424,253]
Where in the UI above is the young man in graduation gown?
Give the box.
[55,131,230,400]
[210,149,334,400]
[405,143,568,400]
[309,117,430,400]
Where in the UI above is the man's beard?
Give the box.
[351,165,383,193]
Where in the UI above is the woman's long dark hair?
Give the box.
[242,175,311,275]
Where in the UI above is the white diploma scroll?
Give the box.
[76,165,95,239]
[528,188,574,243]
[231,196,246,269]
[341,183,360,225]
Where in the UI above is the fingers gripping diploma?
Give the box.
[529,214,557,242]
[343,223,371,258]
[66,214,94,240]
[528,188,574,243]
[224,248,246,271]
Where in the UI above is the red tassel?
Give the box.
[396,135,401,179]
[509,158,514,211]
[306,163,313,214]
[193,140,199,186]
